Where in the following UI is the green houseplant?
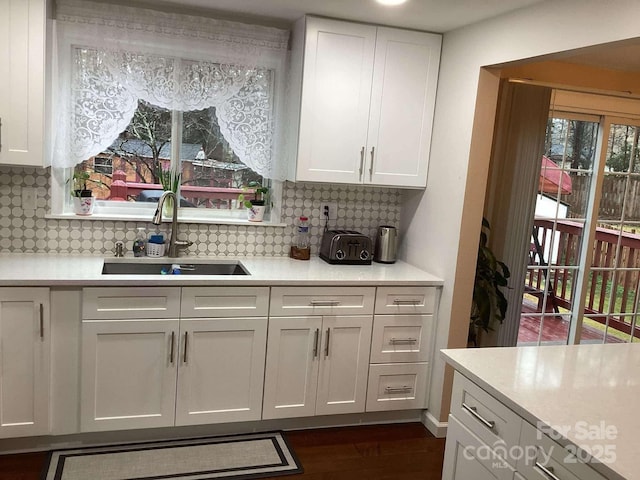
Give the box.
[69,168,95,215]
[469,217,511,346]
[237,181,269,222]
[158,168,181,215]
[71,169,93,198]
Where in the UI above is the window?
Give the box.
[51,1,289,223]
[93,156,112,176]
[77,100,267,214]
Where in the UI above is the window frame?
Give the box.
[49,20,286,226]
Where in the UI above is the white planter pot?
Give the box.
[73,196,95,216]
[247,204,266,222]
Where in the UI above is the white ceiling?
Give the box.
[147,0,546,33]
[114,0,640,73]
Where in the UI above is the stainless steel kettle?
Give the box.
[374,226,398,263]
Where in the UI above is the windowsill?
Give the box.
[45,212,287,227]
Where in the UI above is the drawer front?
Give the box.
[518,421,607,480]
[370,314,433,363]
[365,362,428,412]
[270,287,375,316]
[82,287,181,320]
[181,287,270,318]
[442,415,515,480]
[374,286,438,314]
[451,372,522,467]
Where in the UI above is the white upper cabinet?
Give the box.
[291,16,441,188]
[0,0,49,167]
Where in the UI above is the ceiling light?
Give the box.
[375,0,408,6]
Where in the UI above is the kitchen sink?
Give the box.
[102,261,250,276]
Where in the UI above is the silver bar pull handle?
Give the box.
[393,299,421,306]
[369,147,375,180]
[39,304,44,339]
[0,117,3,152]
[313,328,319,358]
[461,402,496,430]
[389,338,417,345]
[535,462,560,480]
[183,332,189,363]
[385,386,413,394]
[359,146,365,178]
[169,331,175,364]
[310,300,340,307]
[324,328,330,357]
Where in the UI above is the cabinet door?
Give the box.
[442,415,515,480]
[296,17,376,184]
[81,319,179,432]
[0,0,47,166]
[262,316,321,419]
[0,288,49,438]
[316,315,372,415]
[365,27,441,187]
[175,317,267,426]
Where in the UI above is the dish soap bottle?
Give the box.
[133,227,147,257]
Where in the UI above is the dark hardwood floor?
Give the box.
[0,423,445,480]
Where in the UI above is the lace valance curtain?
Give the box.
[52,0,290,180]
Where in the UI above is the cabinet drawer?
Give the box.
[181,287,269,318]
[370,314,433,363]
[517,421,607,480]
[451,372,522,467]
[442,414,515,480]
[374,287,437,314]
[365,362,428,412]
[270,287,375,316]
[82,287,181,320]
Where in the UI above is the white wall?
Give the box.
[401,0,640,426]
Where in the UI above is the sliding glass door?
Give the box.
[517,108,640,345]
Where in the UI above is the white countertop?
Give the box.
[442,344,640,480]
[0,253,443,286]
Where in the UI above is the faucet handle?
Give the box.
[114,241,125,257]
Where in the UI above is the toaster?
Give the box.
[319,230,372,265]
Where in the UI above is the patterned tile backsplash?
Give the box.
[0,166,403,256]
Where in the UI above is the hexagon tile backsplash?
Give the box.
[0,166,403,256]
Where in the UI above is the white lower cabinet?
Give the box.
[443,372,607,480]
[82,317,268,432]
[175,317,267,425]
[516,421,606,480]
[81,319,179,432]
[0,288,50,438]
[366,286,438,412]
[81,287,268,432]
[262,315,372,419]
[77,284,439,435]
[442,415,515,480]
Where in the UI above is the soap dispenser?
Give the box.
[133,227,147,257]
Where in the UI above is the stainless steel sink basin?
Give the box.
[102,261,249,276]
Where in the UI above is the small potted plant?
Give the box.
[70,169,95,215]
[159,167,181,216]
[238,181,269,222]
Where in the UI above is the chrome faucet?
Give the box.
[152,191,193,258]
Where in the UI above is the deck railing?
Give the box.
[527,218,640,339]
[105,172,254,209]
